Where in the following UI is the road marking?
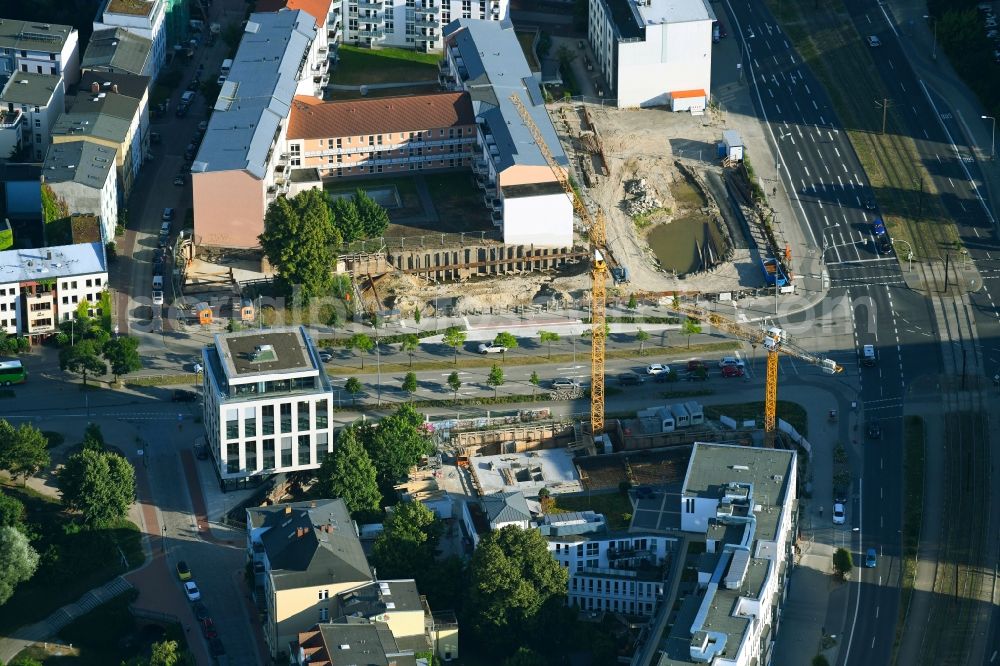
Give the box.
[835,147,841,158]
[888,60,894,70]
[812,99,818,110]
[899,81,906,93]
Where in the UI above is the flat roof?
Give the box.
[0,20,75,53]
[42,140,116,188]
[0,242,107,285]
[472,447,581,495]
[79,70,150,101]
[0,72,62,107]
[500,181,567,198]
[216,329,314,379]
[255,0,333,27]
[104,0,156,17]
[193,10,316,178]
[638,0,713,25]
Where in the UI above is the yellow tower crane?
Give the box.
[675,304,843,446]
[508,93,609,433]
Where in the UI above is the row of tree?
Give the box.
[54,302,142,385]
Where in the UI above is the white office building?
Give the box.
[202,327,335,489]
[588,0,713,109]
[0,19,80,86]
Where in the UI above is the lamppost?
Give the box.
[923,15,937,60]
[983,115,996,161]
[894,239,914,272]
[161,525,166,553]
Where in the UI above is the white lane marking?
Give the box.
[805,83,811,94]
[835,147,841,158]
[888,60,894,70]
[812,99,818,109]
[900,81,906,92]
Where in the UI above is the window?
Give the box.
[318,589,330,600]
[316,400,329,428]
[297,435,311,466]
[280,403,292,431]
[226,409,239,439]
[262,405,275,435]
[246,442,258,471]
[319,607,329,622]
[317,432,329,456]
[226,445,241,473]
[298,401,310,430]
[244,407,257,437]
[263,439,275,469]
[34,118,40,128]
[95,278,102,285]
[291,158,300,167]
[280,436,293,467]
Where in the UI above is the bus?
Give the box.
[0,359,26,386]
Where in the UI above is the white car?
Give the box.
[192,362,204,374]
[867,35,881,47]
[184,581,202,601]
[718,356,745,369]
[477,342,507,354]
[832,503,846,525]
[645,363,670,376]
[152,290,164,306]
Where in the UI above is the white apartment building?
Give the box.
[257,0,334,93]
[0,19,80,86]
[0,72,65,161]
[339,0,507,52]
[588,0,713,109]
[0,242,108,340]
[93,0,167,80]
[441,19,573,247]
[202,327,334,489]
[42,140,119,243]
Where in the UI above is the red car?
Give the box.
[201,617,218,639]
[721,365,745,378]
[687,359,707,372]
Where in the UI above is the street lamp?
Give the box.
[983,115,996,161]
[923,15,937,60]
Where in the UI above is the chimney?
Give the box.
[90,81,100,94]
[46,250,52,260]
[112,84,119,94]
[284,505,292,515]
[296,527,304,538]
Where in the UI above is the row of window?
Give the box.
[554,539,657,556]
[570,576,660,598]
[223,431,330,474]
[570,595,654,615]
[3,49,59,60]
[224,400,330,440]
[322,157,468,177]
[320,143,472,163]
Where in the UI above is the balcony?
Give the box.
[419,3,441,12]
[414,16,438,28]
[358,0,382,8]
[0,108,22,130]
[438,58,449,73]
[358,28,384,38]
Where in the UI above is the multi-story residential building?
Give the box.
[79,69,150,162]
[81,27,154,78]
[632,442,797,666]
[192,10,316,249]
[50,78,146,203]
[201,327,334,487]
[0,242,108,340]
[0,19,80,86]
[285,91,476,179]
[338,0,508,52]
[588,0,713,109]
[482,491,531,530]
[293,623,418,665]
[0,72,65,161]
[93,0,167,80]
[256,0,335,92]
[42,141,119,243]
[441,19,573,247]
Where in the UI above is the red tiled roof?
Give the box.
[287,92,475,140]
[255,0,333,26]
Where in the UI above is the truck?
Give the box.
[862,344,877,366]
[761,257,789,287]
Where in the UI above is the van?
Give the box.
[180,91,196,106]
[152,275,164,290]
[862,344,877,366]
[221,58,233,76]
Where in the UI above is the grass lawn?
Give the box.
[549,491,634,530]
[702,400,808,438]
[894,415,925,653]
[423,172,493,232]
[331,45,440,86]
[327,83,441,100]
[0,484,144,634]
[515,30,540,71]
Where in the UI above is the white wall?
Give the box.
[96,0,167,79]
[57,276,109,321]
[615,20,712,108]
[502,191,572,247]
[0,283,19,335]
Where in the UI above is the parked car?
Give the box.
[175,105,188,118]
[687,359,707,372]
[832,503,846,525]
[865,548,878,568]
[152,291,164,306]
[193,602,209,621]
[867,35,882,47]
[318,350,334,363]
[477,342,508,354]
[208,637,225,657]
[718,356,745,369]
[175,561,191,580]
[866,420,882,440]
[184,581,201,601]
[201,617,218,639]
[721,364,745,378]
[172,389,198,403]
[645,363,670,376]
[617,372,644,386]
[162,207,175,222]
[173,174,185,186]
[191,362,204,373]
[551,377,580,390]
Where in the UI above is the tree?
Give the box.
[504,647,547,666]
[487,364,504,398]
[0,490,25,529]
[413,307,421,325]
[671,294,680,310]
[354,188,391,238]
[529,371,540,398]
[466,526,568,652]
[317,427,381,518]
[447,371,462,402]
[400,334,419,368]
[81,423,106,452]
[59,339,106,386]
[103,335,142,381]
[360,404,432,495]
[41,183,69,225]
[371,501,442,580]
[258,190,341,302]
[635,328,650,356]
[493,331,518,363]
[833,547,853,579]
[627,293,638,310]
[344,377,363,405]
[58,448,136,525]
[0,525,39,605]
[348,333,374,369]
[402,372,418,399]
[149,640,181,666]
[538,330,559,359]
[812,656,831,666]
[681,318,702,348]
[330,195,364,244]
[442,326,466,365]
[0,421,50,486]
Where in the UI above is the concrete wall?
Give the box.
[46,171,119,244]
[272,580,364,658]
[193,169,266,248]
[615,21,712,108]
[502,191,572,246]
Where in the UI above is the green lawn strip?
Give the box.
[0,484,144,634]
[893,416,926,661]
[702,400,807,438]
[515,30,541,70]
[328,84,440,100]
[330,45,438,85]
[549,491,634,530]
[126,373,200,387]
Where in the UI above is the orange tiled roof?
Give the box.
[287,92,476,140]
[255,0,333,26]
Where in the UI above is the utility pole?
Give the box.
[876,98,891,135]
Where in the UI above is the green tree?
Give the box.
[400,334,419,368]
[348,333,374,369]
[59,339,107,386]
[681,318,702,348]
[0,490,25,529]
[812,656,831,666]
[833,547,853,579]
[317,427,381,518]
[149,640,181,666]
[529,371,540,398]
[635,328,650,356]
[353,188,391,238]
[0,421,50,486]
[402,371,418,399]
[371,501,442,580]
[447,371,462,402]
[413,307,421,325]
[360,404,432,495]
[258,190,341,302]
[442,326,466,365]
[331,195,364,244]
[98,290,113,333]
[40,183,69,225]
[538,330,560,359]
[627,293,638,310]
[10,656,44,666]
[344,377,363,405]
[58,448,136,526]
[466,526,568,652]
[0,525,39,605]
[81,423,106,452]
[487,364,504,398]
[103,335,142,381]
[504,647,547,666]
[671,294,680,310]
[493,331,518,363]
